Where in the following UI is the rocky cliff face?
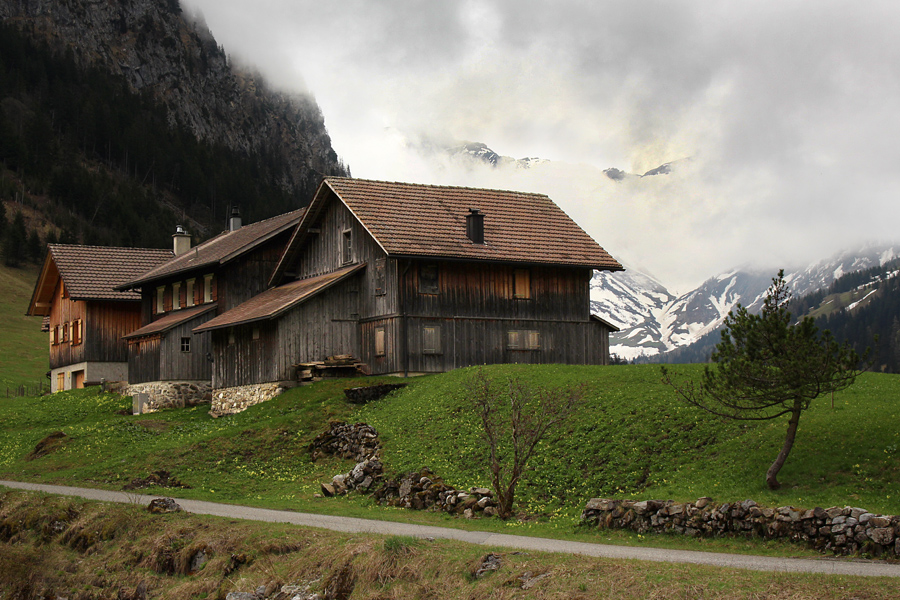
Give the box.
[0,0,345,197]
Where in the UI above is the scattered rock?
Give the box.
[343,383,407,404]
[310,421,380,462]
[474,553,502,578]
[124,470,191,490]
[147,498,183,514]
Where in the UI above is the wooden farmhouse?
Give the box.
[26,244,172,392]
[115,209,303,405]
[194,178,623,391]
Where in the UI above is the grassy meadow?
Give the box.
[0,263,46,391]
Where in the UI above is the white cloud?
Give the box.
[181,0,900,292]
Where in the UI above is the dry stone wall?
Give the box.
[125,381,211,413]
[209,383,285,416]
[582,497,900,557]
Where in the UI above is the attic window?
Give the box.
[186,279,195,307]
[374,258,386,295]
[342,229,353,264]
[203,274,214,303]
[419,264,439,294]
[172,282,182,309]
[513,269,531,299]
[156,286,165,314]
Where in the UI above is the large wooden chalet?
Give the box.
[26,244,172,392]
[117,209,304,388]
[194,178,623,388]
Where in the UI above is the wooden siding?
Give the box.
[211,273,364,388]
[295,193,397,319]
[127,312,214,384]
[127,336,160,384]
[393,317,610,374]
[49,279,141,369]
[399,261,591,321]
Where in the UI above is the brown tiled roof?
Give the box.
[194,264,365,333]
[272,178,622,284]
[122,209,304,289]
[27,244,173,315]
[123,304,218,340]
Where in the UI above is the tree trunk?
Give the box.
[766,399,803,490]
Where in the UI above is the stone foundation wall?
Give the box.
[125,381,212,413]
[209,383,285,416]
[581,497,900,557]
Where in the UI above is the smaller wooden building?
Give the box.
[26,244,173,392]
[117,209,304,387]
[195,178,624,387]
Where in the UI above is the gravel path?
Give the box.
[3,479,899,578]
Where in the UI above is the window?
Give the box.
[156,286,165,314]
[419,264,439,294]
[72,319,82,346]
[172,282,182,309]
[423,325,441,355]
[186,279,196,307]
[181,337,191,352]
[374,258,386,295]
[342,229,353,264]
[203,274,214,303]
[62,322,69,343]
[513,269,531,299]
[375,326,386,356]
[51,325,59,345]
[508,329,540,350]
[252,326,260,340]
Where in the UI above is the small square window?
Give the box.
[423,325,441,355]
[513,269,531,299]
[508,329,540,350]
[419,264,439,294]
[180,337,191,352]
[374,326,386,356]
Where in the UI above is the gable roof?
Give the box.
[272,178,622,284]
[121,209,304,289]
[27,245,173,316]
[193,263,365,333]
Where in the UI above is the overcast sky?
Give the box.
[181,0,900,293]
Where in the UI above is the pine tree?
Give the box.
[662,270,866,490]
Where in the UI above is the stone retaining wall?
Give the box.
[581,497,900,557]
[209,383,285,416]
[124,381,211,413]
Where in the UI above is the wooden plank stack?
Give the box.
[294,354,369,383]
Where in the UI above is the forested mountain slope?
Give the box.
[0,0,347,255]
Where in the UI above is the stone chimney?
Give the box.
[466,208,484,244]
[172,225,191,256]
[229,206,242,232]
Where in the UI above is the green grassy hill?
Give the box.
[0,263,47,392]
[0,363,897,535]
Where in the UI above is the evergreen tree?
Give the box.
[26,228,42,262]
[662,271,866,490]
[3,210,27,267]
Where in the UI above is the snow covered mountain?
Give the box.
[594,245,900,360]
